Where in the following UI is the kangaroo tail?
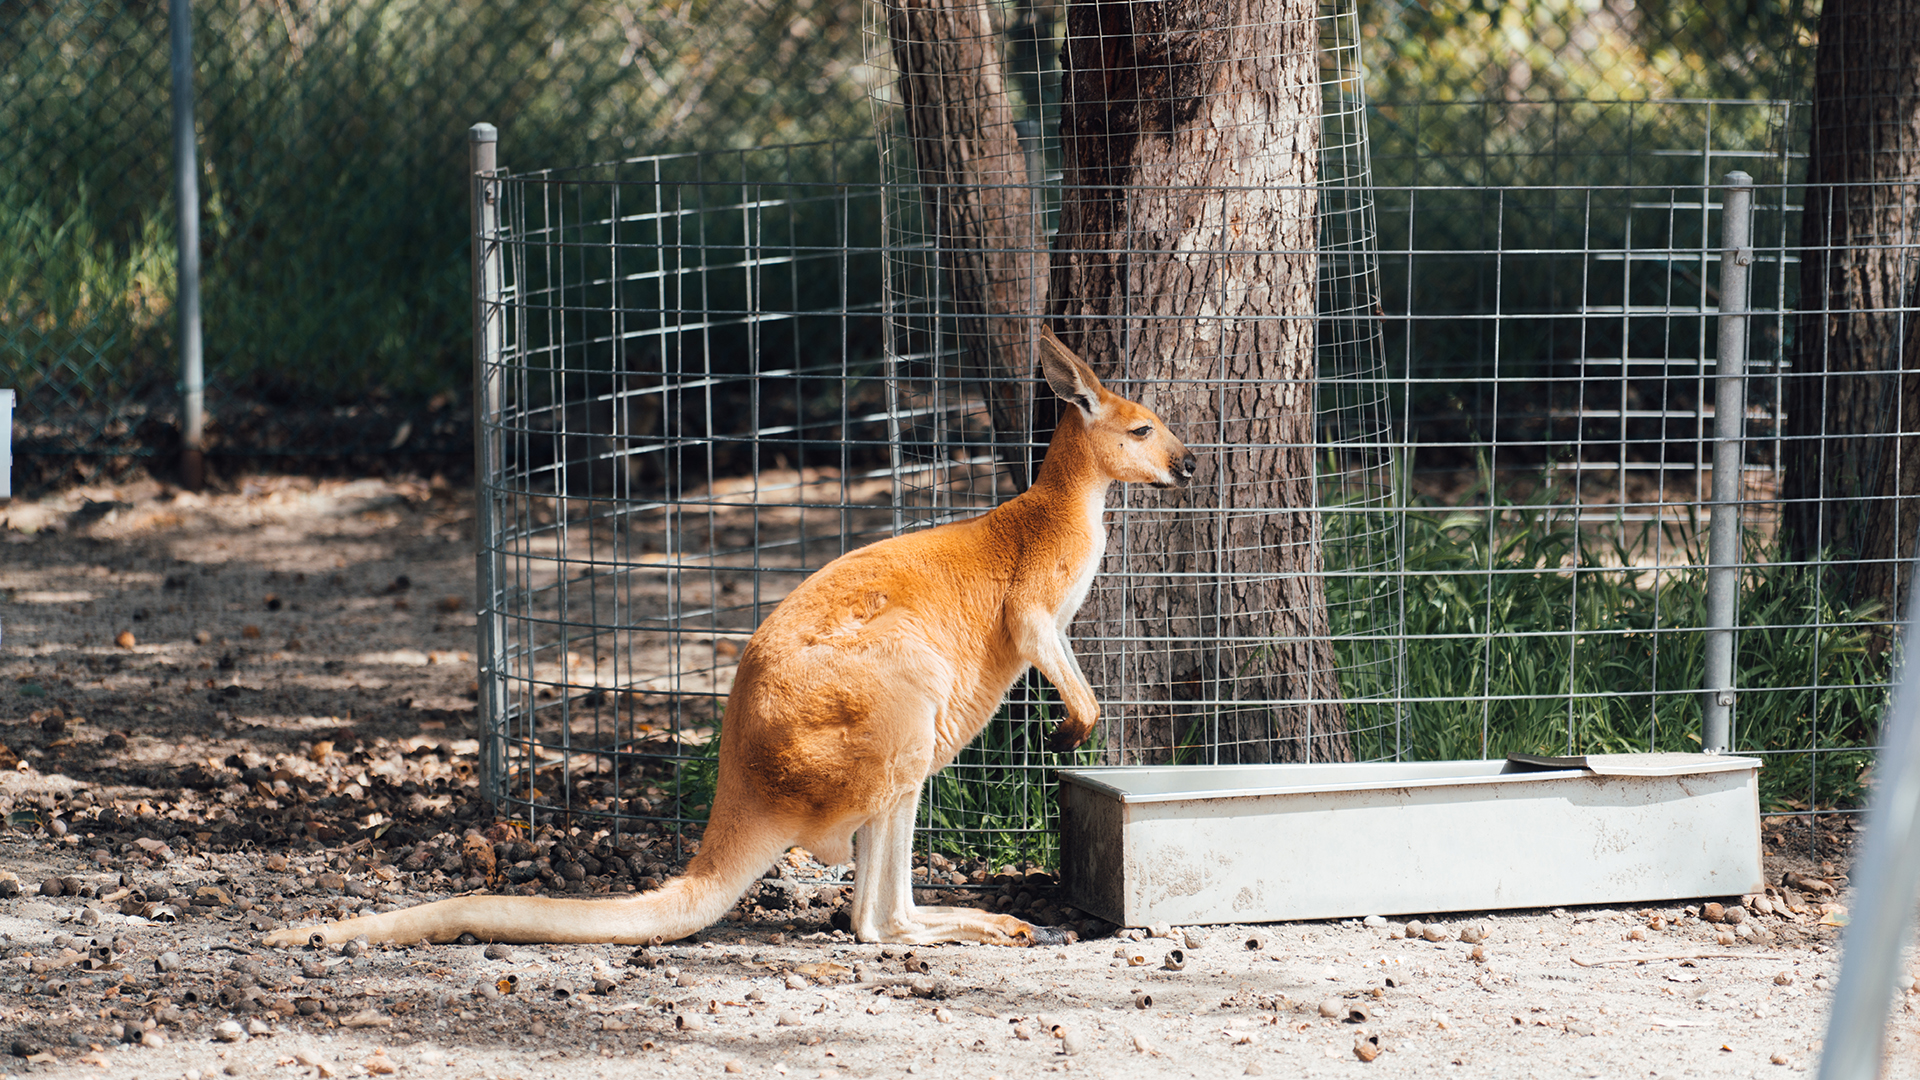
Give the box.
[262,808,791,947]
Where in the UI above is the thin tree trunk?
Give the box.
[885,0,1049,488]
[1050,0,1349,763]
[1783,0,1920,607]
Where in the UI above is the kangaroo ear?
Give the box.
[1038,327,1105,421]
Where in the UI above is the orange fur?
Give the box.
[264,328,1194,948]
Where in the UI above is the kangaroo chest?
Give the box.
[1052,501,1107,632]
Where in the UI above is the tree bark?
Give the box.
[1783,0,1920,610]
[1862,275,1920,612]
[885,0,1050,488]
[1050,0,1349,763]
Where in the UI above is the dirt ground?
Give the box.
[0,474,1914,1080]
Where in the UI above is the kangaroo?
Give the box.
[264,328,1195,948]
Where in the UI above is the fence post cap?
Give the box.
[1722,170,1753,187]
[470,123,498,143]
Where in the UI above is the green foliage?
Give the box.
[0,184,176,445]
[920,690,1104,869]
[1333,472,1887,813]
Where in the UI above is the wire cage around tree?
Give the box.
[469,0,1403,869]
[865,0,1402,862]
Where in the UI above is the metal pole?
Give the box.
[0,389,14,500]
[469,123,505,807]
[170,0,204,491]
[1702,171,1753,755]
[1817,563,1920,1080]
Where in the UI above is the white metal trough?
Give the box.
[1057,753,1763,927]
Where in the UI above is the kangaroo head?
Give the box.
[1039,328,1198,489]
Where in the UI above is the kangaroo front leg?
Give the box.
[1010,607,1100,752]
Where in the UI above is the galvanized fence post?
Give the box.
[1702,171,1754,755]
[171,0,205,490]
[470,123,505,806]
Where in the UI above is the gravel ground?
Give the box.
[0,474,1914,1080]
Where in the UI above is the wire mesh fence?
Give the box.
[2,0,872,476]
[469,41,1910,872]
[4,0,1818,476]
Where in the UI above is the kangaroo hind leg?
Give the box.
[846,787,1052,946]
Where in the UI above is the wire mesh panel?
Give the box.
[864,0,1401,864]
[477,141,892,840]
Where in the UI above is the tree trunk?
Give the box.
[885,0,1050,488]
[1863,275,1920,612]
[1050,0,1349,763]
[1783,0,1920,611]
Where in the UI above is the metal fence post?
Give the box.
[470,122,505,806]
[171,0,204,490]
[0,389,14,500]
[1702,171,1754,755]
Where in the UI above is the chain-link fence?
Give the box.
[4,0,1816,483]
[2,0,871,482]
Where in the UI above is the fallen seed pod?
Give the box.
[904,957,932,974]
[1354,1032,1383,1062]
[1133,992,1153,1009]
[1162,949,1186,972]
[1319,999,1344,1018]
[1060,1029,1085,1056]
[306,932,327,950]
[1702,902,1726,924]
[1458,923,1487,944]
[1125,952,1148,967]
[592,978,616,995]
[676,1013,707,1031]
[155,952,181,973]
[550,981,573,1000]
[1422,925,1451,943]
[1182,930,1207,950]
[1243,933,1269,951]
[1344,1003,1372,1023]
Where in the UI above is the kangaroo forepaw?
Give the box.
[1046,724,1090,753]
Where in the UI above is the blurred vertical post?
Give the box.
[171,0,205,490]
[0,389,14,499]
[1818,563,1920,1080]
[469,123,505,806]
[1702,171,1753,754]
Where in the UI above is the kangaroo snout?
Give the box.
[1166,451,1198,487]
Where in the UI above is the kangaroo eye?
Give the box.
[1129,425,1153,439]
